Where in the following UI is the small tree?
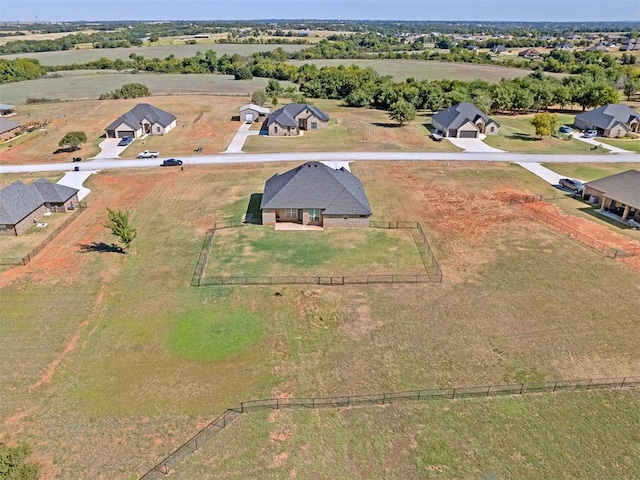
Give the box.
[251,89,268,106]
[58,131,87,151]
[265,78,283,98]
[271,95,279,108]
[149,33,159,42]
[388,100,416,126]
[531,111,560,138]
[234,65,253,80]
[103,208,137,252]
[0,443,40,479]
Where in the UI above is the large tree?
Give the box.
[103,208,137,252]
[58,131,87,151]
[388,100,416,126]
[531,111,560,138]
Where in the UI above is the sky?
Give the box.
[1,0,639,23]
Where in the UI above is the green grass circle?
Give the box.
[170,308,262,362]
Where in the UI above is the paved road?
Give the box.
[514,162,584,185]
[2,151,639,174]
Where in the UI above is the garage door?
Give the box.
[459,130,478,138]
[117,131,135,138]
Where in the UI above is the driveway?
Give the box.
[514,162,584,186]
[568,130,633,154]
[224,122,262,153]
[91,137,135,159]
[56,170,97,200]
[447,135,505,153]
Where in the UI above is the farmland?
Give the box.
[2,161,640,478]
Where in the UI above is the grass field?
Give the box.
[173,389,640,479]
[0,43,308,66]
[244,100,459,153]
[545,162,640,181]
[0,72,295,104]
[287,59,567,83]
[205,226,427,278]
[484,114,607,154]
[2,161,640,479]
[0,95,249,164]
[597,137,640,153]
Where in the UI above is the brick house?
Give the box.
[0,179,79,235]
[105,103,177,139]
[260,162,372,228]
[267,104,330,136]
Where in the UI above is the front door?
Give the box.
[298,209,303,223]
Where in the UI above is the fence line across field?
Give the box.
[509,197,639,259]
[0,202,87,266]
[192,220,443,287]
[139,375,640,480]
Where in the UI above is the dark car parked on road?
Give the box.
[161,158,183,167]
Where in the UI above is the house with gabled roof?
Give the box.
[260,162,372,228]
[267,103,330,136]
[574,104,640,138]
[239,103,270,123]
[582,170,640,224]
[0,117,21,141]
[0,179,79,235]
[431,102,500,138]
[518,48,541,59]
[105,103,177,139]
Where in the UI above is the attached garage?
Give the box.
[459,130,478,138]
[117,130,135,138]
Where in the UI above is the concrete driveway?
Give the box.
[447,135,505,153]
[514,162,584,186]
[224,122,262,153]
[56,170,97,200]
[570,132,634,154]
[91,137,135,159]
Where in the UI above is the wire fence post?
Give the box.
[621,377,626,388]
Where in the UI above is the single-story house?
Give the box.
[267,103,330,136]
[105,103,177,139]
[260,162,372,228]
[582,170,640,223]
[0,117,21,141]
[518,48,541,59]
[431,102,500,138]
[490,45,507,54]
[0,103,16,116]
[574,104,640,138]
[0,178,79,235]
[239,103,270,123]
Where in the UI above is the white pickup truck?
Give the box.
[137,150,159,158]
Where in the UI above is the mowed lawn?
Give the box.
[244,100,459,153]
[0,95,246,164]
[2,162,640,479]
[484,113,606,154]
[174,390,640,480]
[205,225,427,278]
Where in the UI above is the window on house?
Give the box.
[310,122,318,130]
[308,209,320,221]
[285,208,296,217]
[274,126,278,133]
[156,126,161,133]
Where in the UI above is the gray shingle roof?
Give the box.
[260,162,372,215]
[0,179,79,224]
[431,102,498,131]
[105,103,176,131]
[267,103,330,128]
[0,117,20,134]
[575,104,640,131]
[585,170,640,208]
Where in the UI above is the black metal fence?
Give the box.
[193,220,443,287]
[509,197,639,259]
[139,376,639,479]
[0,202,87,266]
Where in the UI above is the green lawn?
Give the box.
[597,137,640,153]
[205,225,427,278]
[484,114,605,154]
[544,162,640,181]
[173,389,640,480]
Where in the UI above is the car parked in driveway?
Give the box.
[161,158,183,167]
[118,136,133,146]
[559,178,584,193]
[583,129,598,138]
[559,125,572,134]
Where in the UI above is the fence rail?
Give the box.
[139,375,639,479]
[192,220,443,287]
[0,203,87,266]
[509,197,639,259]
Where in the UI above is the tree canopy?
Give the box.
[58,131,87,151]
[103,208,137,252]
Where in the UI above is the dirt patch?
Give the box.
[269,451,289,469]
